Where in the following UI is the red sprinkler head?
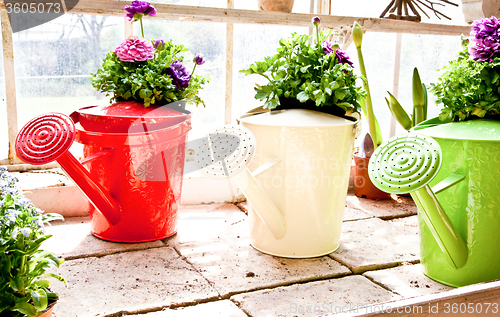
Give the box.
[15,113,75,165]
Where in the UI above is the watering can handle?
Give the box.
[233,169,287,239]
[411,186,468,269]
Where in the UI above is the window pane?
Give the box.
[13,14,123,157]
[141,19,226,138]
[233,24,309,120]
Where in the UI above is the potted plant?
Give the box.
[241,16,365,118]
[237,18,366,258]
[350,22,390,200]
[0,166,65,316]
[91,1,209,108]
[372,16,500,287]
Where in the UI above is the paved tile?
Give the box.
[364,264,454,297]
[14,169,72,190]
[43,217,164,260]
[343,207,374,222]
[50,247,219,317]
[177,239,351,297]
[388,215,419,229]
[128,300,247,316]
[330,218,420,274]
[164,204,248,246]
[345,193,417,219]
[231,275,400,317]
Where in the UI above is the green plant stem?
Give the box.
[356,46,378,149]
[191,64,197,76]
[315,24,320,46]
[140,18,145,38]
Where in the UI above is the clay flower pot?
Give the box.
[39,302,56,317]
[353,152,391,200]
[257,0,294,12]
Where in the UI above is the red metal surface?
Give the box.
[15,113,75,165]
[78,117,191,242]
[72,101,189,133]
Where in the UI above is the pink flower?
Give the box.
[114,36,154,62]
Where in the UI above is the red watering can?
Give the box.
[15,101,191,242]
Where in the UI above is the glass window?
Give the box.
[141,19,226,139]
[233,24,309,120]
[13,14,123,157]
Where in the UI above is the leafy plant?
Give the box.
[0,167,65,317]
[430,17,500,122]
[240,17,365,116]
[91,40,209,107]
[352,21,382,148]
[91,1,209,108]
[386,67,428,130]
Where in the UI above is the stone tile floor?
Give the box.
[43,192,457,317]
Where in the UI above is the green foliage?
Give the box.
[386,67,428,131]
[91,39,209,107]
[240,32,365,115]
[0,167,65,317]
[430,43,500,121]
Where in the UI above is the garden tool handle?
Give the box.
[411,186,468,269]
[233,169,287,239]
[57,152,122,225]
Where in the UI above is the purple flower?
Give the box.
[469,16,500,61]
[125,1,156,21]
[164,60,191,90]
[312,16,321,26]
[322,42,354,68]
[193,55,205,65]
[114,36,154,62]
[322,41,334,55]
[335,48,354,67]
[153,39,165,50]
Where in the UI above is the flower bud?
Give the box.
[312,16,321,26]
[153,39,165,50]
[193,55,205,66]
[352,21,363,49]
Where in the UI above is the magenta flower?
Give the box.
[164,60,191,90]
[322,42,354,68]
[193,55,205,65]
[125,1,156,21]
[322,41,334,55]
[312,16,321,26]
[335,48,354,68]
[469,16,500,62]
[114,37,154,62]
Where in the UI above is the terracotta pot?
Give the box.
[257,0,294,12]
[353,152,391,200]
[39,302,56,317]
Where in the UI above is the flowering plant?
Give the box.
[91,1,209,107]
[0,167,65,316]
[241,17,365,116]
[430,16,500,121]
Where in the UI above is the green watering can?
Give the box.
[368,118,500,287]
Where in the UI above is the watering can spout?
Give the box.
[15,113,122,225]
[368,133,468,269]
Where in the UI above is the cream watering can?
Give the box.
[368,118,500,287]
[197,109,360,258]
